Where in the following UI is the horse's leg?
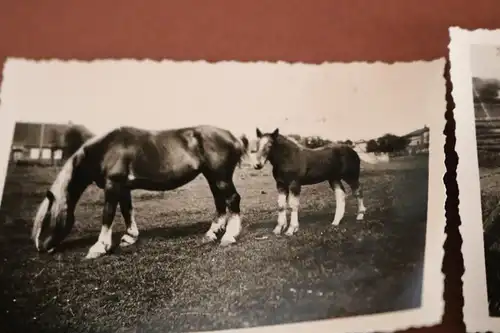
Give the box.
[273,182,289,235]
[203,180,228,243]
[346,178,366,221]
[330,180,346,226]
[220,180,242,247]
[85,180,120,259]
[284,182,301,236]
[119,190,140,247]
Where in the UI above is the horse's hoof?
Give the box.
[202,232,218,244]
[84,250,106,260]
[356,214,365,221]
[120,234,138,247]
[84,242,110,259]
[284,228,298,236]
[273,227,283,235]
[220,237,236,247]
[331,220,341,226]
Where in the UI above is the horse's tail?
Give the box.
[236,134,250,168]
[352,146,379,165]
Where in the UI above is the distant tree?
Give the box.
[288,134,302,142]
[473,77,500,103]
[375,133,410,153]
[366,139,379,153]
[303,136,332,148]
[344,139,353,147]
[63,126,87,160]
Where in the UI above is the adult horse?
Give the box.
[31,125,249,259]
[251,128,372,236]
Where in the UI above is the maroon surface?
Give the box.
[1,1,500,332]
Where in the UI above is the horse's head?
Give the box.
[32,187,75,253]
[251,127,279,170]
[31,154,87,253]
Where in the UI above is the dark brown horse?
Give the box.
[31,125,249,259]
[250,128,370,236]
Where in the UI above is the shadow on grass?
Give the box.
[245,210,338,232]
[59,220,215,252]
[0,218,215,255]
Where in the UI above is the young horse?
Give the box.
[31,125,249,259]
[251,128,368,236]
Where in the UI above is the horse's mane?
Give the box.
[279,134,315,150]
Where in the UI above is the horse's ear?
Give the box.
[272,128,279,139]
[256,128,262,138]
[46,190,55,203]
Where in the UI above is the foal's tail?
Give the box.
[353,147,379,165]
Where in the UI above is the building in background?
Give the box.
[10,122,92,165]
[403,126,430,155]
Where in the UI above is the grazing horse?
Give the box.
[251,128,369,236]
[31,125,249,259]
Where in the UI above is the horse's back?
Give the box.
[298,144,360,183]
[102,125,244,177]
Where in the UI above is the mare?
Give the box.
[31,125,249,259]
[251,128,370,236]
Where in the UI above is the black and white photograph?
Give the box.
[0,58,445,333]
[451,27,500,332]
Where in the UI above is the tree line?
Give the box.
[473,77,500,104]
[365,133,411,154]
[63,127,411,158]
[287,133,410,153]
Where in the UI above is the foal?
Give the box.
[251,128,367,236]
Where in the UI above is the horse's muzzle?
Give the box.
[35,235,56,254]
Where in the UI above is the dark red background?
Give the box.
[1,1,499,332]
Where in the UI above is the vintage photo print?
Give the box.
[0,58,445,333]
[450,27,500,332]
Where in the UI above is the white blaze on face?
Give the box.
[254,136,271,166]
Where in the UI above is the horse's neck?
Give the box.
[270,137,300,167]
[52,155,89,206]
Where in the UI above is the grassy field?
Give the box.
[478,165,500,317]
[0,155,429,333]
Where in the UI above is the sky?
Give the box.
[0,59,443,142]
[471,44,500,79]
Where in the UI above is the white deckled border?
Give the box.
[0,57,446,333]
[450,26,500,332]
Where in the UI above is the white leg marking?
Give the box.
[331,183,346,226]
[204,214,227,243]
[273,192,288,235]
[220,213,241,246]
[285,194,300,236]
[86,224,113,259]
[120,212,140,247]
[357,197,366,221]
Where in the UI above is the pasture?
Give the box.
[478,165,500,317]
[0,155,429,333]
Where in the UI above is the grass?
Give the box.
[478,165,500,317]
[0,155,429,333]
